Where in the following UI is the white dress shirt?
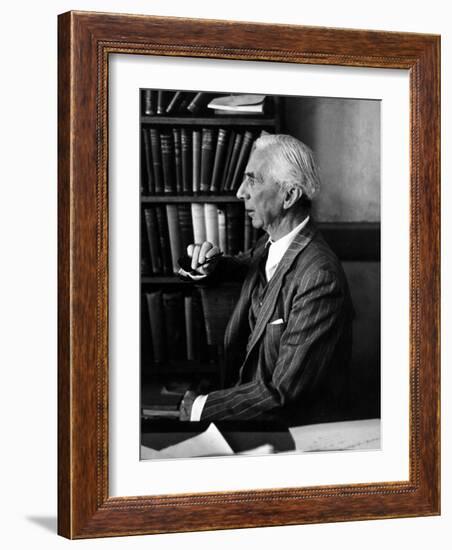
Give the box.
[190,216,310,421]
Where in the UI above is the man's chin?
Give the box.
[250,218,262,229]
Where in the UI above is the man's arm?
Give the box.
[198,269,348,421]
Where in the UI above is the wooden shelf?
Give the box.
[141,195,242,204]
[140,115,277,127]
[141,275,191,284]
[142,361,218,375]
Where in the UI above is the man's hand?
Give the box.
[187,242,221,276]
[179,390,198,421]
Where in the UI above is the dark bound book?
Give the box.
[192,129,202,194]
[220,130,237,192]
[143,89,157,116]
[157,90,167,115]
[143,207,163,275]
[160,131,176,194]
[184,291,208,362]
[181,128,192,194]
[141,293,153,366]
[166,204,182,274]
[226,203,245,255]
[149,128,163,194]
[145,291,167,363]
[155,205,173,275]
[209,128,230,193]
[223,132,243,192]
[230,131,255,192]
[141,216,152,276]
[178,92,196,113]
[162,292,186,361]
[199,128,216,193]
[187,92,211,114]
[141,129,155,195]
[166,91,184,114]
[178,204,194,254]
[172,128,183,194]
[192,290,208,362]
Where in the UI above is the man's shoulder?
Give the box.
[297,228,342,273]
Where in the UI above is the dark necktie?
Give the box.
[258,241,271,285]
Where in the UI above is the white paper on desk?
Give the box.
[140,423,234,460]
[288,419,380,453]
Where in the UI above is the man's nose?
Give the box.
[236,180,247,200]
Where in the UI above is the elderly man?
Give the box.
[180,134,353,425]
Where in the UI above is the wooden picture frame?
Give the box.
[58,11,440,538]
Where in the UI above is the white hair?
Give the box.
[253,134,321,202]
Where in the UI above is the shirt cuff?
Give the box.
[190,394,208,421]
[178,268,208,281]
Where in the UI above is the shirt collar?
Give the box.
[266,216,310,271]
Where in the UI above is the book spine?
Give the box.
[178,204,194,254]
[184,295,195,361]
[172,128,183,194]
[199,128,215,193]
[160,131,176,194]
[230,131,255,192]
[141,216,152,275]
[144,207,163,274]
[204,203,219,247]
[166,91,184,114]
[181,128,192,194]
[192,130,201,194]
[192,290,208,361]
[155,205,173,274]
[179,92,195,113]
[223,132,243,192]
[226,203,244,255]
[165,205,182,274]
[162,292,186,361]
[209,128,229,193]
[157,90,166,115]
[149,128,163,194]
[143,89,156,116]
[145,291,167,363]
[191,203,206,243]
[141,294,153,365]
[217,207,227,253]
[141,129,155,195]
[220,130,236,192]
[187,92,209,114]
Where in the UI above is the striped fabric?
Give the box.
[201,220,354,425]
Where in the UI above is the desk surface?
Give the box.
[141,418,380,459]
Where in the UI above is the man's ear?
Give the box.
[283,186,303,210]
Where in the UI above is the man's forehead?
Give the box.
[246,148,269,173]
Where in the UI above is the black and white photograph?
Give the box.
[139,89,381,459]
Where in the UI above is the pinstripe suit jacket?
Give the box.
[201,220,353,425]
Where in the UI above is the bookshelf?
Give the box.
[140,89,281,419]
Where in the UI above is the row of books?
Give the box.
[141,127,261,195]
[141,204,262,276]
[143,290,208,365]
[141,90,267,117]
[142,90,215,117]
[142,284,241,367]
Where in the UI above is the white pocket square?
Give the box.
[269,318,285,325]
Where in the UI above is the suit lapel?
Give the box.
[244,221,318,357]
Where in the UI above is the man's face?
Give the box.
[236,148,285,234]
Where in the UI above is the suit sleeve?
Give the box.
[200,269,347,421]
